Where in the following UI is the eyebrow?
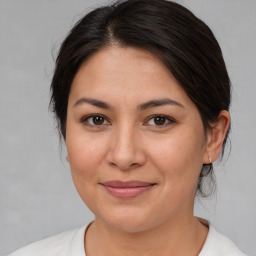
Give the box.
[138,98,184,110]
[73,97,111,109]
[73,97,184,110]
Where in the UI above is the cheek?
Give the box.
[147,135,205,213]
[66,131,107,184]
[66,134,108,210]
[147,128,205,185]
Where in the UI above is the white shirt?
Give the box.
[7,222,248,256]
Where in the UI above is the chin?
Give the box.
[95,205,161,233]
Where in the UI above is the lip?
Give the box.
[100,180,156,199]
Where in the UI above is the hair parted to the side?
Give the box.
[50,0,231,197]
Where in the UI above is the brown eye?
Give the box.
[145,115,174,127]
[92,116,105,125]
[154,116,166,126]
[83,115,109,126]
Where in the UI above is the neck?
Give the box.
[85,215,208,256]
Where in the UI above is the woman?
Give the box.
[8,0,248,255]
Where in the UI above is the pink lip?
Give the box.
[100,180,156,199]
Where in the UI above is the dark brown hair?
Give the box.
[50,0,231,196]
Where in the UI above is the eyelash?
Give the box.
[81,114,175,128]
[81,114,110,127]
[144,114,175,127]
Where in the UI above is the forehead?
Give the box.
[74,46,171,83]
[73,47,172,88]
[69,46,195,111]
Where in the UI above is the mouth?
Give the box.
[99,180,156,199]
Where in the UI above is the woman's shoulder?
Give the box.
[6,224,87,256]
[199,220,248,256]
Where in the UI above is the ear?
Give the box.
[203,110,230,164]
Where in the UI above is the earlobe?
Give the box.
[204,110,230,163]
[208,154,212,164]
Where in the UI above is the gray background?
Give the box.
[0,0,255,255]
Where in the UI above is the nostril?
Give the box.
[108,160,142,171]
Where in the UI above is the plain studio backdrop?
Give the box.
[0,0,255,255]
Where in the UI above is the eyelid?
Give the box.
[80,113,175,127]
[144,114,175,127]
[81,114,111,126]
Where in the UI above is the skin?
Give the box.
[66,46,230,256]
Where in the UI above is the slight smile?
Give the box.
[100,180,157,199]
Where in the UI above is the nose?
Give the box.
[106,125,146,171]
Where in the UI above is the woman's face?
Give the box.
[66,46,210,232]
